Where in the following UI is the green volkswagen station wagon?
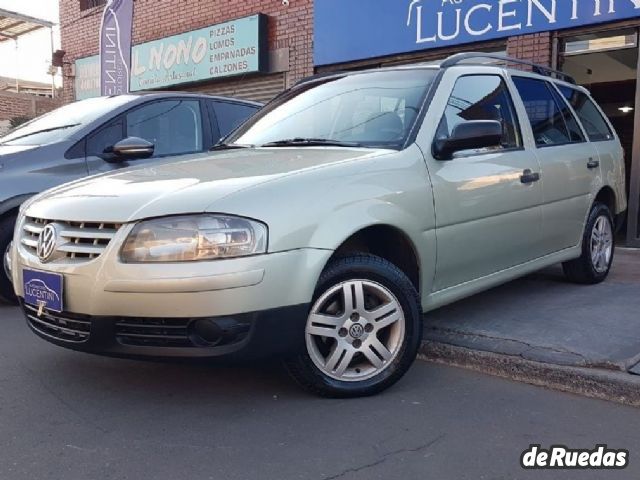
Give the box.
[9,53,626,397]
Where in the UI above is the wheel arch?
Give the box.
[328,224,422,294]
[594,186,616,214]
[0,206,19,223]
[0,193,35,219]
[303,200,435,304]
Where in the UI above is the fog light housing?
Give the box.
[188,317,251,347]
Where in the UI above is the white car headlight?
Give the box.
[121,215,268,263]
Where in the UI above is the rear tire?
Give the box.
[562,202,614,285]
[284,254,422,398]
[0,214,18,304]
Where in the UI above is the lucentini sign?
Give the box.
[100,0,134,96]
[314,0,640,66]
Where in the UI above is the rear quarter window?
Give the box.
[557,86,614,142]
[212,102,259,138]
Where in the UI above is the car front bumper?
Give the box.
[12,219,332,359]
[21,299,311,360]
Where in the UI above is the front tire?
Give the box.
[562,202,614,284]
[285,254,422,398]
[0,214,18,304]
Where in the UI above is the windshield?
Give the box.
[229,69,437,149]
[0,95,136,146]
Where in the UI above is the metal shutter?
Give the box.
[184,73,285,104]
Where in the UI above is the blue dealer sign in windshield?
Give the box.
[314,0,640,66]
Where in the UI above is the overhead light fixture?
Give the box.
[619,106,634,114]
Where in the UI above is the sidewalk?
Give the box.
[421,248,640,406]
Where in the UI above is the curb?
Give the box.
[418,340,640,408]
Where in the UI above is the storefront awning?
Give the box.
[0,8,54,42]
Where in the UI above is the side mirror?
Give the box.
[433,120,503,161]
[104,137,154,162]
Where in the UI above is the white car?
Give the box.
[9,53,626,397]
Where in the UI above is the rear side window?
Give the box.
[437,75,521,150]
[212,102,259,138]
[512,77,578,147]
[549,86,585,143]
[558,86,614,142]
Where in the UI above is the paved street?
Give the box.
[1,305,639,480]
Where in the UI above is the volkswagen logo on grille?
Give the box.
[37,224,59,263]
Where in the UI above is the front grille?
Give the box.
[21,217,121,263]
[116,319,193,348]
[23,303,90,343]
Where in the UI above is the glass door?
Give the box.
[559,29,640,246]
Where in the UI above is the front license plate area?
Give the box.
[23,269,64,313]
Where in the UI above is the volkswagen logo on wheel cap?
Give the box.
[37,224,59,263]
[349,323,364,339]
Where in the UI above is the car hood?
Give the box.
[0,144,40,157]
[26,147,388,223]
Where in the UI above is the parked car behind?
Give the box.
[9,54,627,397]
[0,93,261,302]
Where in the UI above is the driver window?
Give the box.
[126,100,203,156]
[437,75,521,150]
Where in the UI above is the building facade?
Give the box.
[58,0,640,244]
[59,0,313,104]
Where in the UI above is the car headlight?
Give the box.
[121,215,268,263]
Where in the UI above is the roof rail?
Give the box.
[294,70,347,87]
[440,52,576,84]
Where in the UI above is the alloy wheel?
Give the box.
[305,280,405,382]
[590,215,613,274]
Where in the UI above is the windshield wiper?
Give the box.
[261,138,363,148]
[210,142,254,151]
[0,124,80,145]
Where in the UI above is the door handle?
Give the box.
[587,158,600,169]
[520,169,540,184]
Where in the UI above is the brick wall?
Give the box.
[0,91,62,124]
[59,0,314,102]
[507,32,553,67]
[0,93,34,121]
[34,97,63,117]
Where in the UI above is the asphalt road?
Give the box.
[1,305,639,480]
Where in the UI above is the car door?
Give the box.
[511,76,599,253]
[86,98,208,174]
[422,72,545,291]
[209,100,260,142]
[557,84,623,217]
